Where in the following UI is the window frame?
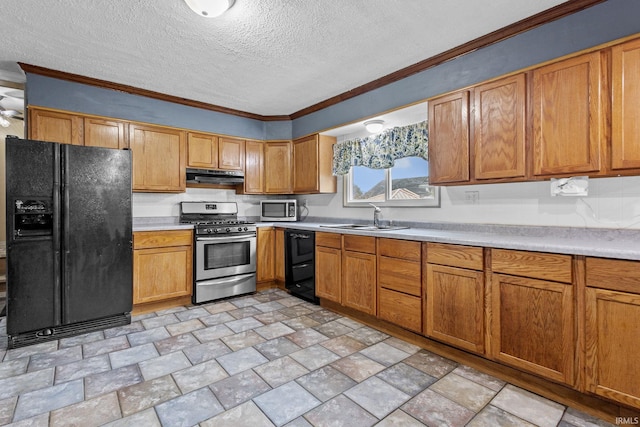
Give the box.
[343,160,440,208]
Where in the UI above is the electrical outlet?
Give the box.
[464,191,479,204]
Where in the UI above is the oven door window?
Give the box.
[204,241,250,270]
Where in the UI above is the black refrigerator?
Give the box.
[5,137,133,348]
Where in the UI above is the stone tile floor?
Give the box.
[0,289,615,426]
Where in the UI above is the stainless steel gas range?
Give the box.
[180,201,256,304]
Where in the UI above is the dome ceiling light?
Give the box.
[364,119,385,134]
[184,0,235,18]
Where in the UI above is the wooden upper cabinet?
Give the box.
[187,132,218,169]
[264,141,292,194]
[83,118,128,149]
[244,140,264,194]
[473,74,526,181]
[611,38,640,172]
[293,134,337,194]
[218,137,245,171]
[29,108,83,145]
[532,51,604,177]
[130,123,186,192]
[428,90,470,184]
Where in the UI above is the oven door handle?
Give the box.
[197,234,256,242]
[198,273,255,286]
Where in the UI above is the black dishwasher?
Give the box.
[284,229,318,304]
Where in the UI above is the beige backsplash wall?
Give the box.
[302,175,640,230]
[132,175,640,230]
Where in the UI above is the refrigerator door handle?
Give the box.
[61,145,71,321]
[53,143,63,325]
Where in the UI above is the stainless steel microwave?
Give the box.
[260,200,297,222]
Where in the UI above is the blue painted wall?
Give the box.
[25,0,640,141]
[293,0,640,138]
[26,74,292,140]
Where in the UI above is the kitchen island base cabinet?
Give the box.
[133,230,193,310]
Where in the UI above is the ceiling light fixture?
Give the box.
[364,119,385,133]
[184,0,235,18]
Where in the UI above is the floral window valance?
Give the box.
[332,120,428,176]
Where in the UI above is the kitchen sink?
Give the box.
[320,224,409,231]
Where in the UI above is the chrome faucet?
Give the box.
[369,203,381,227]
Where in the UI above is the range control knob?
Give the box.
[213,228,220,234]
[225,228,231,233]
[243,227,248,232]
[238,227,243,232]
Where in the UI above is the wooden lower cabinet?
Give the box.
[342,249,376,315]
[257,227,275,284]
[377,238,422,333]
[275,228,285,284]
[425,243,485,354]
[133,230,193,305]
[491,273,574,385]
[315,232,342,303]
[585,257,640,409]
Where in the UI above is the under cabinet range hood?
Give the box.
[186,167,244,185]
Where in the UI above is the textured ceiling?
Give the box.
[1,0,568,116]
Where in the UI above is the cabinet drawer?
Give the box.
[587,257,640,293]
[492,249,572,284]
[426,243,483,270]
[134,230,193,249]
[378,238,421,262]
[378,256,421,296]
[316,232,342,249]
[378,288,422,333]
[343,235,376,254]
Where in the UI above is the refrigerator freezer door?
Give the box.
[62,144,133,324]
[5,139,61,334]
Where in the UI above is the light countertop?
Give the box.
[132,217,640,261]
[258,220,640,261]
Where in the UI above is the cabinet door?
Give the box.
[611,38,640,171]
[275,228,285,283]
[491,273,574,384]
[257,227,275,283]
[473,74,526,180]
[244,140,264,194]
[532,51,603,176]
[187,132,218,169]
[130,123,186,192]
[585,288,640,409]
[264,141,292,194]
[218,137,245,171]
[315,246,341,303]
[293,135,319,193]
[342,251,376,315]
[84,118,128,149]
[426,264,485,354]
[133,245,192,304]
[29,108,83,145]
[428,90,470,184]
